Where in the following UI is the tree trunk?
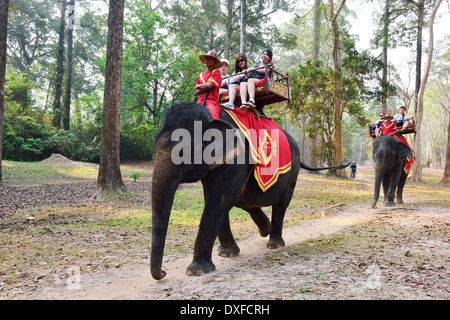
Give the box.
[381,0,389,114]
[0,0,10,187]
[52,0,66,129]
[413,0,424,111]
[62,0,74,131]
[410,0,424,180]
[329,0,346,177]
[307,0,321,168]
[96,0,126,195]
[224,0,234,58]
[411,0,442,182]
[441,118,450,185]
[240,0,246,54]
[312,0,321,61]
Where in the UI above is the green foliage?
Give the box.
[122,2,169,122]
[120,122,155,160]
[2,116,50,161]
[2,115,101,163]
[4,68,34,114]
[129,172,141,182]
[161,0,288,61]
[287,34,382,162]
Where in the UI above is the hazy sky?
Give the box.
[348,0,449,84]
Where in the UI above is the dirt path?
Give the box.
[24,201,449,300]
[4,163,448,300]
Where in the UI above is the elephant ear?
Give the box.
[203,119,246,167]
[397,141,413,160]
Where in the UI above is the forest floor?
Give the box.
[0,154,449,300]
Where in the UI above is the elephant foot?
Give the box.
[186,258,216,276]
[259,224,270,238]
[384,201,395,207]
[267,238,285,249]
[217,244,240,258]
[396,199,405,205]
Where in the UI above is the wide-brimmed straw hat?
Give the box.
[199,51,222,68]
[382,113,394,120]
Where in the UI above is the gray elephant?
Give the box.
[371,135,414,208]
[151,103,350,280]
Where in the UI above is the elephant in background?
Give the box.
[371,135,414,208]
[151,103,350,280]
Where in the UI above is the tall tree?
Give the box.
[121,0,172,128]
[429,36,450,185]
[62,0,75,130]
[307,0,322,167]
[380,0,390,114]
[240,0,247,54]
[162,0,287,60]
[288,38,380,170]
[96,0,126,195]
[328,0,347,176]
[53,0,67,129]
[224,0,234,58]
[410,0,443,182]
[6,0,58,74]
[0,0,10,186]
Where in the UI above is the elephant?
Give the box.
[371,135,414,208]
[150,103,350,280]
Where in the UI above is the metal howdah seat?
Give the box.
[219,65,291,109]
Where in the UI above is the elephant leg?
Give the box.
[267,202,287,249]
[187,199,233,276]
[187,166,247,276]
[382,172,395,206]
[372,169,383,208]
[245,207,270,237]
[386,162,403,206]
[396,170,408,205]
[217,213,240,258]
[267,177,298,249]
[267,205,287,249]
[217,208,270,259]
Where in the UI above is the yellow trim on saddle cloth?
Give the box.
[223,109,262,163]
[223,108,292,192]
[254,161,292,192]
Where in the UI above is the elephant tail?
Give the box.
[299,161,351,171]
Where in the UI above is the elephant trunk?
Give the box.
[150,143,180,280]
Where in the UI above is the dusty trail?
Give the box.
[28,203,383,300]
[15,166,449,300]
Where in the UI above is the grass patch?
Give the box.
[404,176,450,206]
[2,159,153,186]
[290,174,372,207]
[2,159,98,185]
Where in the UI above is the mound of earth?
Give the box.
[40,154,75,166]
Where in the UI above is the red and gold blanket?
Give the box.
[223,108,291,191]
[393,135,415,174]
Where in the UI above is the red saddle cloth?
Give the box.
[223,108,291,191]
[392,135,415,174]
